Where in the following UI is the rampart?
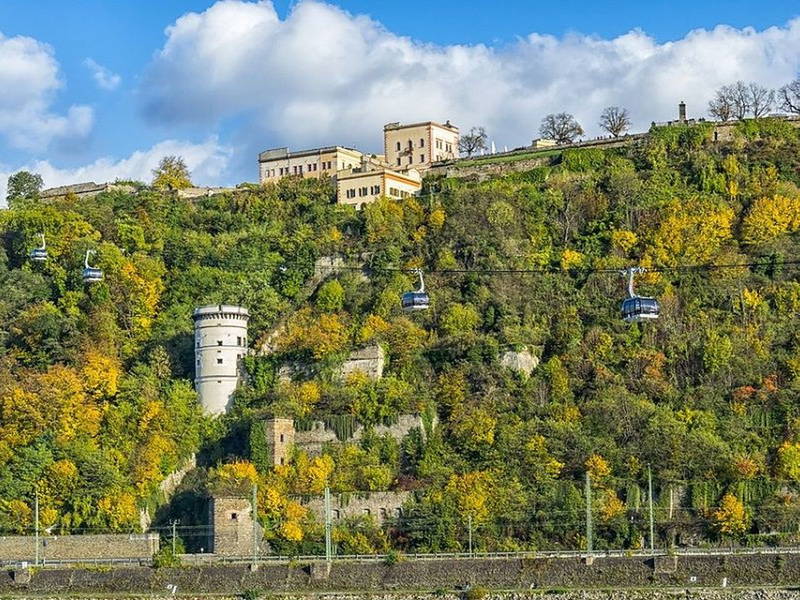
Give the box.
[0,533,158,562]
[2,554,800,596]
[299,491,412,524]
[295,414,429,456]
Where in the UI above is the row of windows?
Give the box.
[345,184,382,199]
[395,138,426,151]
[388,187,412,199]
[434,138,453,153]
[196,336,248,348]
[330,507,402,519]
[264,160,338,179]
[395,154,426,166]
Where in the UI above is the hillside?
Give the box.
[2,118,800,554]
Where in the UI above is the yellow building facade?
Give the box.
[383,121,459,171]
[258,146,363,183]
[337,163,422,209]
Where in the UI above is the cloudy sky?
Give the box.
[0,0,799,197]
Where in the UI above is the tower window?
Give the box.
[217,358,223,364]
[237,336,242,346]
[230,512,238,521]
[280,434,285,442]
[217,340,223,346]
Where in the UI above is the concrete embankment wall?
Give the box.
[2,554,800,596]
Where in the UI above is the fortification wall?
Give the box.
[2,554,800,596]
[294,414,428,456]
[299,491,412,524]
[0,533,158,561]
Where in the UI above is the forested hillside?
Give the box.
[3,119,800,553]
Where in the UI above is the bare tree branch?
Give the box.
[748,82,775,118]
[599,106,631,137]
[779,79,800,115]
[458,126,488,158]
[540,113,584,144]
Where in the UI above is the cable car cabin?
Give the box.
[621,296,659,323]
[401,291,430,311]
[82,266,103,284]
[29,247,47,261]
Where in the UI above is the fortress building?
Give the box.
[257,118,459,208]
[193,305,250,416]
[383,120,459,171]
[258,146,364,183]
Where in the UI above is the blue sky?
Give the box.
[0,0,799,194]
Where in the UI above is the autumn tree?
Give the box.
[458,126,489,157]
[708,88,734,122]
[713,493,749,537]
[598,106,631,136]
[152,156,192,190]
[540,113,584,144]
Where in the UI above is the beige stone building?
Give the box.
[337,160,422,209]
[383,120,459,171]
[208,495,262,556]
[258,146,364,183]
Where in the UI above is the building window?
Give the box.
[237,336,242,346]
[395,141,401,151]
[396,158,401,166]
[217,358,223,365]
[407,139,413,149]
[280,457,285,465]
[280,434,284,442]
[420,154,425,163]
[395,507,403,517]
[380,508,388,519]
[419,138,424,147]
[230,513,238,521]
[363,508,371,516]
[196,359,200,366]
[333,509,340,519]
[217,340,223,346]
[408,156,412,164]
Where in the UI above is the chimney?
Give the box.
[678,101,687,122]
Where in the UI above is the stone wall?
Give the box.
[337,344,385,380]
[294,414,429,456]
[40,182,135,199]
[0,533,158,561]
[208,495,261,557]
[3,554,800,596]
[299,491,412,524]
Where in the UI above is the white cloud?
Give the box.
[0,31,93,150]
[142,1,800,152]
[0,137,232,201]
[84,58,121,91]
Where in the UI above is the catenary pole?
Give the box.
[648,465,655,553]
[252,483,258,566]
[585,472,593,555]
[324,486,332,563]
[468,514,473,557]
[34,487,39,566]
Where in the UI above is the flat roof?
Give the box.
[384,120,459,133]
[258,145,362,162]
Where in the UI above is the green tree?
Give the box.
[6,171,43,204]
[152,156,192,190]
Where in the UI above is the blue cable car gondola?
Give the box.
[82,250,103,284]
[621,267,659,323]
[401,268,429,311]
[29,233,47,262]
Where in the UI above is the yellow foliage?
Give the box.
[292,453,334,494]
[81,349,121,399]
[742,195,800,245]
[646,199,734,265]
[280,519,304,541]
[741,288,763,311]
[450,405,496,450]
[560,249,586,270]
[284,500,308,521]
[776,441,800,481]
[610,230,638,254]
[445,471,492,523]
[428,208,446,228]
[585,454,611,480]
[358,314,391,343]
[713,493,748,536]
[732,455,760,480]
[598,489,625,522]
[213,461,260,486]
[279,308,348,360]
[98,492,138,529]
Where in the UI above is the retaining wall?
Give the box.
[2,554,800,596]
[0,533,158,562]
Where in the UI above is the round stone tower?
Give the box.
[193,304,250,416]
